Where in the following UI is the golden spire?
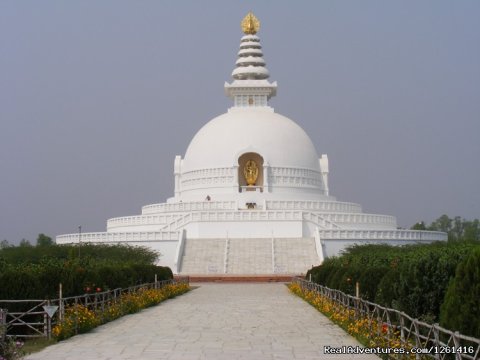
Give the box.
[241,12,260,35]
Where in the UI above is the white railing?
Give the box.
[224,237,229,274]
[107,214,178,229]
[266,200,362,213]
[303,212,342,229]
[174,229,186,273]
[189,211,304,223]
[142,201,237,214]
[324,213,396,226]
[132,211,305,232]
[318,229,447,241]
[58,219,446,245]
[56,231,180,244]
[108,210,396,230]
[160,213,192,231]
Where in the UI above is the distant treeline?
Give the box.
[411,214,479,242]
[0,235,172,300]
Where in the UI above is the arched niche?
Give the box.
[238,152,264,191]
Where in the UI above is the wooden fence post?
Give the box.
[413,319,421,360]
[59,283,63,322]
[399,313,405,346]
[43,300,48,338]
[433,323,440,360]
[453,331,461,360]
[0,308,6,341]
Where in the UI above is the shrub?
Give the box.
[0,337,25,360]
[52,304,100,341]
[357,266,389,301]
[52,282,190,340]
[306,242,479,322]
[375,269,400,308]
[0,263,173,300]
[440,248,480,338]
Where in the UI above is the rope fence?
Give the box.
[0,276,189,340]
[293,277,480,360]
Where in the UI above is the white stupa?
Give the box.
[57,13,446,274]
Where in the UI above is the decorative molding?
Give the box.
[142,201,237,214]
[180,167,235,189]
[56,231,180,244]
[179,166,325,191]
[318,230,447,241]
[266,200,362,213]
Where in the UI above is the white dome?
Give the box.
[182,108,320,172]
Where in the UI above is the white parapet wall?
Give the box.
[56,231,180,270]
[319,230,447,258]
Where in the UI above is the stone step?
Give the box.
[187,275,295,282]
[179,237,320,275]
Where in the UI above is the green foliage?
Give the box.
[426,215,480,242]
[36,233,53,247]
[410,221,426,230]
[428,214,453,234]
[0,239,10,249]
[375,269,400,308]
[440,248,480,338]
[0,337,25,360]
[306,241,479,323]
[0,240,171,300]
[19,239,32,247]
[357,266,389,301]
[0,241,158,266]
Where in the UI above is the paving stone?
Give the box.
[25,283,379,359]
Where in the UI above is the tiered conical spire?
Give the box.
[232,13,269,80]
[232,34,269,80]
[225,12,277,108]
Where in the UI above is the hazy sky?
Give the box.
[1,1,479,244]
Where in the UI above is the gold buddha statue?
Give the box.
[243,160,259,186]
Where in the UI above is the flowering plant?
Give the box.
[0,337,25,360]
[52,304,100,340]
[288,283,415,357]
[53,282,189,340]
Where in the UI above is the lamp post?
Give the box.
[78,225,82,258]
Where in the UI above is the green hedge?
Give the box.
[0,262,172,300]
[0,243,158,266]
[0,244,172,300]
[440,248,480,338]
[306,242,479,323]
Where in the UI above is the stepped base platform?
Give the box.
[179,237,321,275]
[186,274,296,283]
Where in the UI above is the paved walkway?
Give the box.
[26,283,379,359]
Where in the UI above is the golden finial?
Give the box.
[241,12,260,35]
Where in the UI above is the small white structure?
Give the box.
[57,13,446,274]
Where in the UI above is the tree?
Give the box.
[19,239,32,247]
[440,248,480,337]
[36,233,54,247]
[0,239,10,249]
[464,219,480,242]
[411,221,426,230]
[450,216,465,242]
[428,214,452,233]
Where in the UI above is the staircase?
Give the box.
[273,237,320,274]
[179,238,225,274]
[226,238,273,274]
[179,237,321,275]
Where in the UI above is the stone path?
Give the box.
[26,283,379,359]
